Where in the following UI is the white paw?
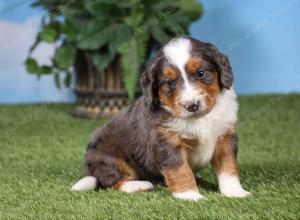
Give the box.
[71,176,97,191]
[120,181,154,193]
[218,174,250,198]
[172,190,205,201]
[221,188,250,198]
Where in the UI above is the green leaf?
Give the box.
[59,5,88,22]
[64,72,72,87]
[119,33,148,101]
[92,52,114,72]
[60,20,76,40]
[40,65,52,74]
[85,0,133,14]
[25,58,40,74]
[77,23,132,50]
[179,0,203,22]
[54,43,76,70]
[76,21,109,50]
[108,24,133,55]
[161,13,186,35]
[123,7,144,27]
[171,11,191,30]
[150,0,174,12]
[150,25,171,45]
[25,58,53,75]
[85,1,117,15]
[54,73,61,89]
[40,25,58,43]
[29,35,41,53]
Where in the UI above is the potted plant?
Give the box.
[26,0,203,118]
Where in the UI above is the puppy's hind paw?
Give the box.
[119,181,154,193]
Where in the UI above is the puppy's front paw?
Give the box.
[221,188,250,198]
[172,190,205,201]
[218,175,250,198]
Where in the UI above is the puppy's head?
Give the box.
[141,36,233,118]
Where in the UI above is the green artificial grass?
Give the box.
[0,94,299,219]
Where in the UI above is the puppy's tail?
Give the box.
[71,176,98,192]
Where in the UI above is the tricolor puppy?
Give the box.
[72,36,250,201]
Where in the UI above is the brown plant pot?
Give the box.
[72,50,140,118]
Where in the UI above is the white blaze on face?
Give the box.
[163,37,204,114]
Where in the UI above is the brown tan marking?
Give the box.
[162,150,197,193]
[159,126,198,192]
[113,159,136,190]
[158,126,199,150]
[202,74,221,112]
[163,66,177,81]
[159,66,182,116]
[185,57,203,75]
[211,127,239,176]
[113,180,126,190]
[181,138,199,147]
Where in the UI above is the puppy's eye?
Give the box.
[166,79,175,88]
[196,69,206,79]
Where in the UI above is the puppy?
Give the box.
[72,36,250,201]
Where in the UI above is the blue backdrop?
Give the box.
[0,0,299,103]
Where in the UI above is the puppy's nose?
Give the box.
[184,101,200,112]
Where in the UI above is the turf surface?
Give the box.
[0,94,299,219]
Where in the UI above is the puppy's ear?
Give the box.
[140,55,161,110]
[207,43,233,89]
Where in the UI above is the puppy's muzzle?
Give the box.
[183,101,200,112]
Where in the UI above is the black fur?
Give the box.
[83,98,182,187]
[190,38,234,89]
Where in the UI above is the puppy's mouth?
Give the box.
[180,108,207,119]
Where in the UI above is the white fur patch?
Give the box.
[163,37,191,76]
[179,85,204,112]
[120,181,154,193]
[71,176,97,191]
[172,190,204,201]
[163,37,200,106]
[164,89,238,170]
[218,174,250,197]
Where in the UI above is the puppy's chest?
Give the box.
[163,91,238,171]
[181,129,217,171]
[165,117,228,172]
